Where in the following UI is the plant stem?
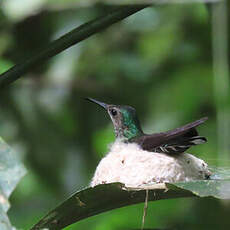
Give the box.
[0,5,149,88]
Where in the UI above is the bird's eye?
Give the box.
[110,109,117,116]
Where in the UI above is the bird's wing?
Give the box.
[133,117,208,154]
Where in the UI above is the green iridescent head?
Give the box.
[86,98,143,141]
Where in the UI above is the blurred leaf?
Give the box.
[0,59,13,75]
[0,137,26,229]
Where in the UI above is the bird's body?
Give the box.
[87,98,207,155]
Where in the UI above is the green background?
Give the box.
[0,1,230,229]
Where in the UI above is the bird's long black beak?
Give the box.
[85,98,108,110]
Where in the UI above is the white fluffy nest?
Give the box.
[91,140,211,187]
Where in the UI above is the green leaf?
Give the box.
[167,180,230,199]
[167,168,230,199]
[31,169,230,230]
[30,183,194,230]
[0,137,26,229]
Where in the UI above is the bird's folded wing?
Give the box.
[133,117,208,154]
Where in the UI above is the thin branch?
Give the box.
[0,5,149,88]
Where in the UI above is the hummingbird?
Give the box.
[86,98,207,154]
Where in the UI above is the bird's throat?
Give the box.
[114,125,142,142]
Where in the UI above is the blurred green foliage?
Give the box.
[0,1,230,230]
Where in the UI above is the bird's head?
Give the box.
[86,98,143,141]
